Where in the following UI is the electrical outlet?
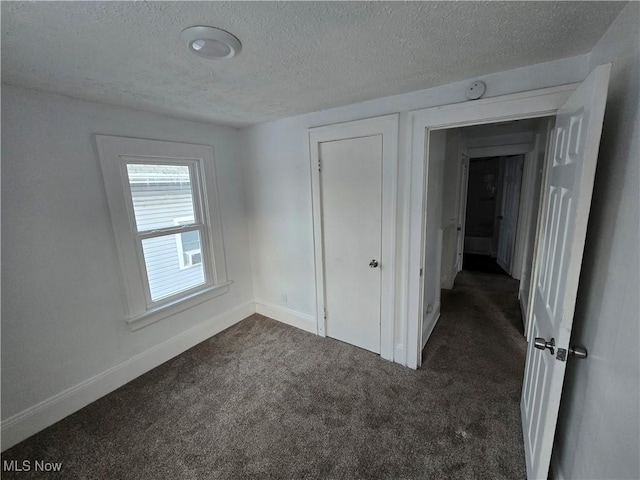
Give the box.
[281,292,288,303]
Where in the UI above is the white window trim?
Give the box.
[96,135,230,330]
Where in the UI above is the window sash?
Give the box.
[136,223,203,240]
[122,157,204,233]
[122,159,215,308]
[135,225,212,306]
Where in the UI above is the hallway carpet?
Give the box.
[462,253,509,276]
[2,272,526,479]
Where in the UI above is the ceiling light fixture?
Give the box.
[180,26,242,60]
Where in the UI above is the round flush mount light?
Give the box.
[180,26,242,60]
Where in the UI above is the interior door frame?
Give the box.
[455,151,469,274]
[406,83,579,370]
[309,114,399,362]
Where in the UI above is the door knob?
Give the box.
[534,337,555,355]
[569,345,588,359]
[369,259,379,268]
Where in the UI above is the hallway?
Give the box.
[423,270,527,475]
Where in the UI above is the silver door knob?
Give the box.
[569,345,588,359]
[369,259,379,268]
[534,337,555,355]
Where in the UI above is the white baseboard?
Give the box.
[442,279,454,290]
[254,301,317,334]
[1,301,255,452]
[394,344,406,365]
[440,272,454,290]
[421,303,441,350]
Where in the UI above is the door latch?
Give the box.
[534,337,555,355]
[551,345,588,362]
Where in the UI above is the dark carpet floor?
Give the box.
[2,271,526,479]
[462,253,509,275]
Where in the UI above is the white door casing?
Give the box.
[407,82,579,370]
[512,150,536,282]
[456,153,469,273]
[521,64,611,479]
[497,155,524,274]
[320,136,382,353]
[419,130,446,348]
[309,115,398,361]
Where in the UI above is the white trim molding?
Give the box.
[308,114,399,362]
[421,303,441,350]
[393,344,406,364]
[254,302,317,334]
[405,83,578,369]
[1,302,255,451]
[467,143,534,159]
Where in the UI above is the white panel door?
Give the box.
[456,154,469,273]
[497,155,524,273]
[320,135,382,353]
[521,64,610,480]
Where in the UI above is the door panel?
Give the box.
[497,155,524,274]
[320,135,382,353]
[521,64,610,480]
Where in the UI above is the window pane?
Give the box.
[126,164,196,231]
[181,230,200,254]
[141,232,205,301]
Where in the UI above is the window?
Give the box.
[96,136,229,330]
[174,216,202,269]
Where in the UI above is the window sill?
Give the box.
[126,281,233,331]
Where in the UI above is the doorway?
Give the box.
[436,117,552,311]
[463,154,526,276]
[309,114,398,360]
[408,64,611,479]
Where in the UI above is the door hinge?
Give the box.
[318,159,321,171]
[324,308,327,320]
[419,268,423,277]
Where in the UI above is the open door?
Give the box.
[455,153,469,273]
[496,155,524,274]
[521,64,611,479]
[419,129,446,350]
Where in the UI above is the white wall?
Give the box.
[1,86,254,448]
[240,55,590,364]
[552,4,640,479]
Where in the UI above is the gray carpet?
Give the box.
[2,271,526,479]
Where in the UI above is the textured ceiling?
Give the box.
[1,1,626,127]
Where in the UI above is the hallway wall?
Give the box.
[552,3,640,479]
